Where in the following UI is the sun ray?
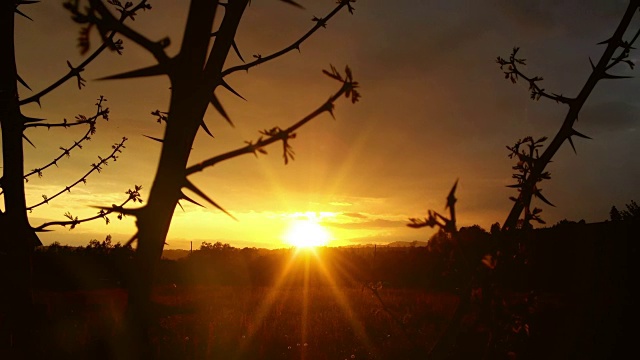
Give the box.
[238,248,299,354]
[301,251,310,360]
[309,250,377,354]
[238,214,376,358]
[325,124,373,198]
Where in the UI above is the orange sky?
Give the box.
[5,0,640,249]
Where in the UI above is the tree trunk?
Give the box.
[122,1,248,357]
[0,2,36,356]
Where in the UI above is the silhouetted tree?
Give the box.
[611,200,640,221]
[610,206,623,221]
[0,1,144,353]
[199,241,231,251]
[428,6,640,356]
[64,0,359,356]
[490,221,501,235]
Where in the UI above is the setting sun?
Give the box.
[284,220,331,248]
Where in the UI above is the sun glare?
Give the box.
[284,220,331,248]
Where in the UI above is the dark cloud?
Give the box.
[492,0,627,38]
[345,233,423,245]
[494,0,557,32]
[323,218,407,230]
[340,212,368,219]
[580,102,639,133]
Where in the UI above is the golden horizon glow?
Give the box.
[283,219,332,248]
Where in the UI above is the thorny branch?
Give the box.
[221,0,356,77]
[0,98,110,197]
[24,109,109,130]
[498,1,640,230]
[26,137,127,210]
[23,97,110,179]
[61,0,172,86]
[83,0,169,62]
[186,65,359,175]
[33,185,142,231]
[90,67,357,224]
[605,26,640,71]
[407,179,458,234]
[407,210,451,230]
[496,47,574,105]
[505,136,553,226]
[18,0,152,106]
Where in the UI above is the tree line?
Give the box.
[32,209,638,294]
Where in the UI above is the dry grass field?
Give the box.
[31,285,459,359]
[30,284,619,360]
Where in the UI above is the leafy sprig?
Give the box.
[505,136,554,226]
[496,47,573,105]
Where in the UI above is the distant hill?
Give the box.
[385,241,428,247]
[336,241,428,249]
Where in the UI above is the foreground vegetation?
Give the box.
[19,216,637,359]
